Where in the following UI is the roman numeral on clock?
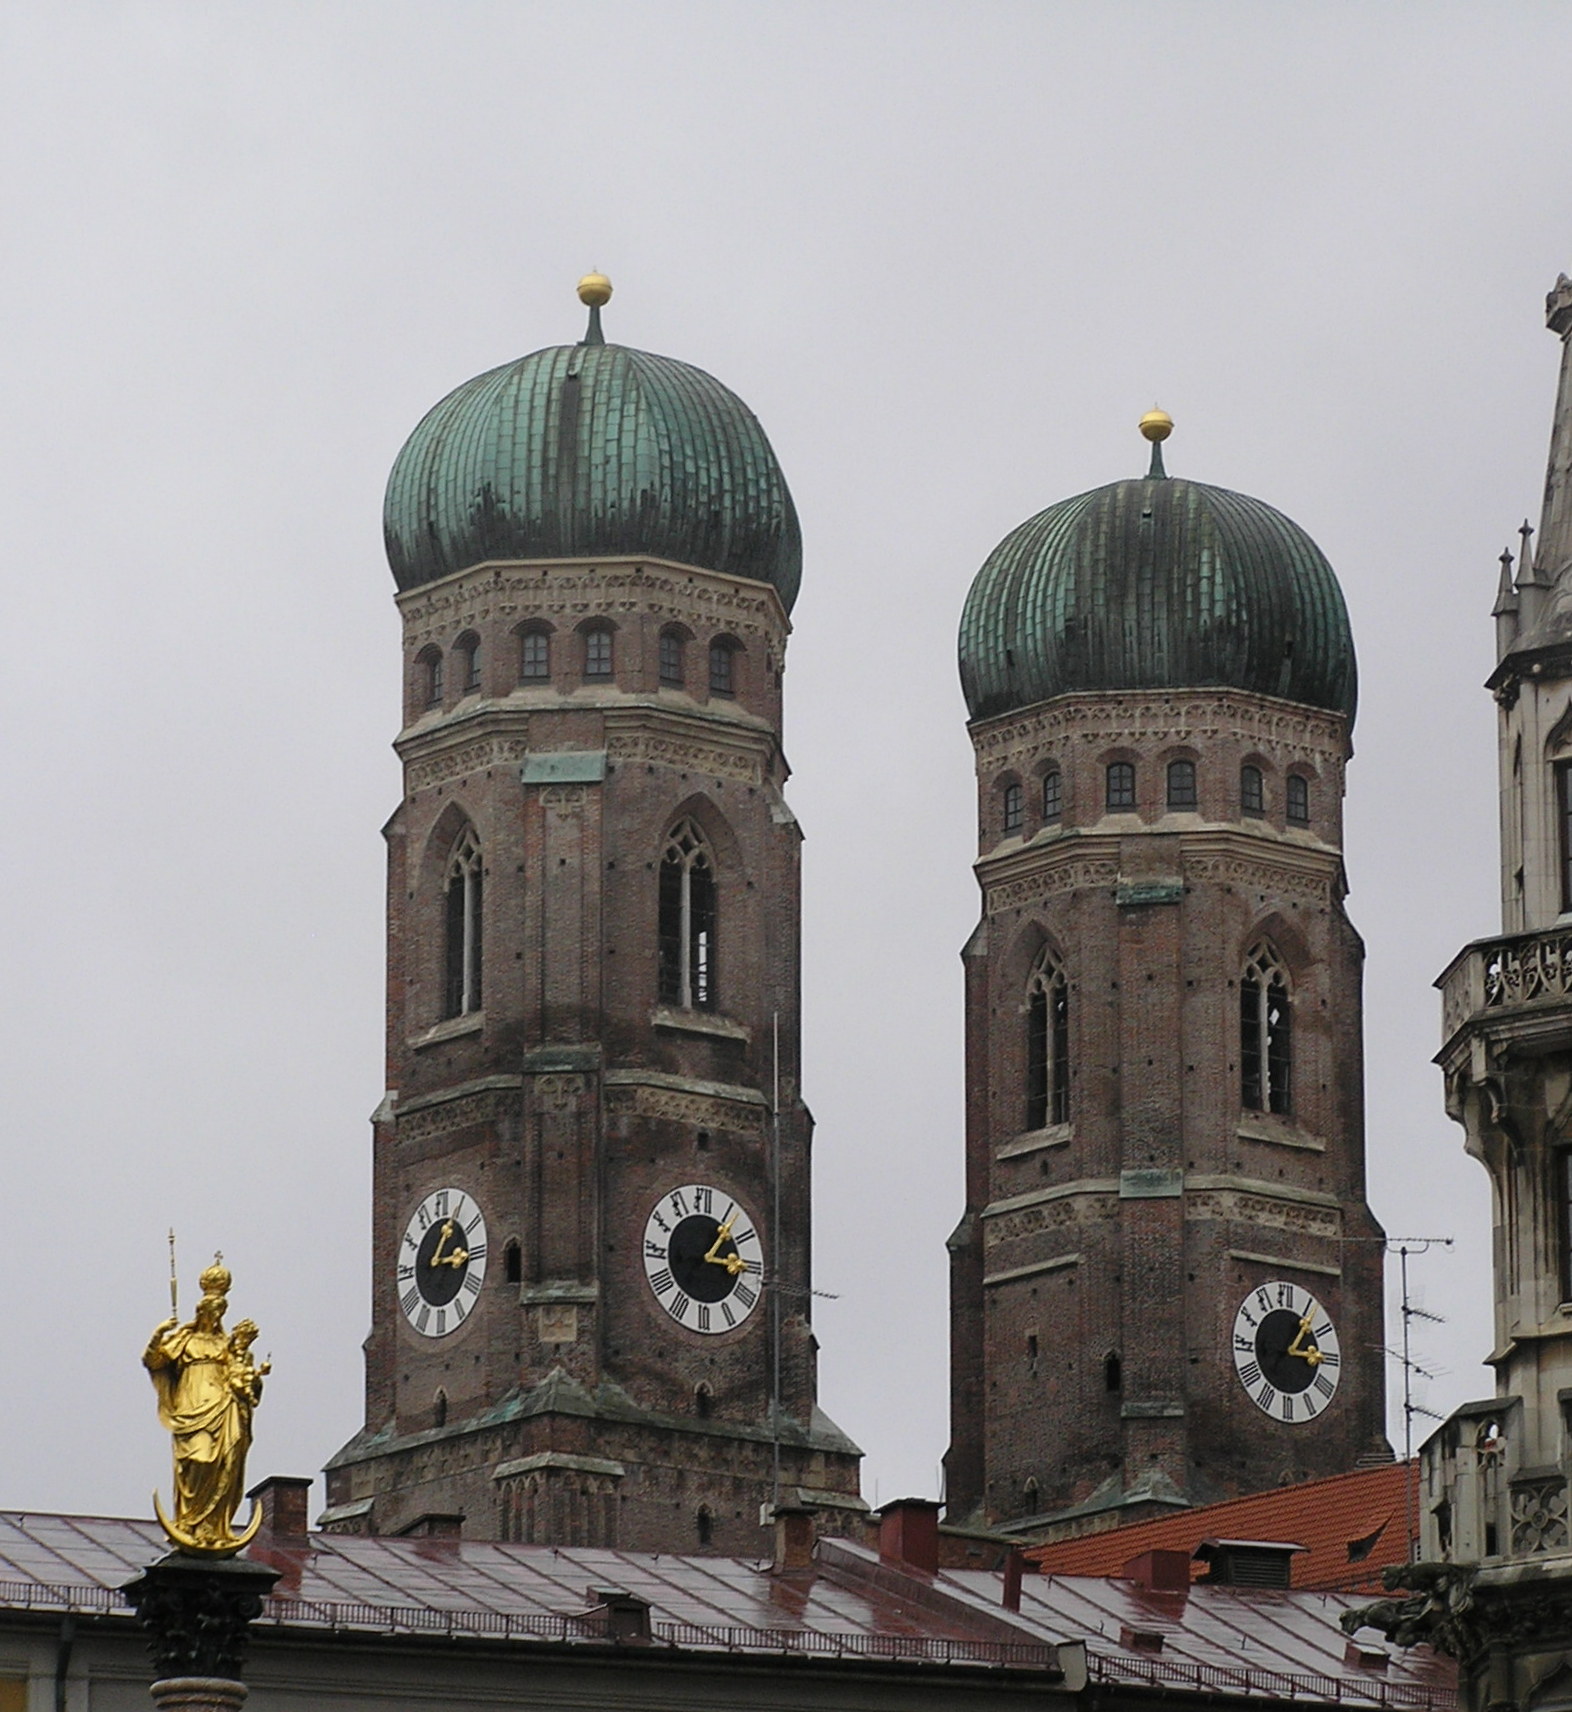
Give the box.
[649,1268,675,1296]
[1238,1360,1262,1388]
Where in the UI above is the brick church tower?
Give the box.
[322,278,862,1548]
[945,414,1390,1539]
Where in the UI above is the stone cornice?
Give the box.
[395,556,790,647]
[968,688,1350,766]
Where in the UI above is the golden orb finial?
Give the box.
[1139,408,1173,443]
[577,272,613,308]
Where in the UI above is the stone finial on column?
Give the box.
[121,1552,280,1712]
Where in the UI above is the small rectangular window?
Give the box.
[520,631,550,681]
[1241,764,1265,817]
[1106,762,1135,810]
[462,645,481,694]
[584,627,613,679]
[709,642,734,696]
[660,631,685,686]
[1042,769,1062,822]
[1286,773,1310,825]
[1167,759,1197,810]
[1002,781,1023,835]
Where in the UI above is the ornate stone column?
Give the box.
[121,1552,280,1712]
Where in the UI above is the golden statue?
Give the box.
[143,1252,270,1555]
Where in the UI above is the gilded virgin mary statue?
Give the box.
[143,1259,270,1555]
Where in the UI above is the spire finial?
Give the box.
[1139,408,1173,479]
[577,272,612,346]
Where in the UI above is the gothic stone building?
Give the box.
[322,281,862,1550]
[945,414,1391,1539]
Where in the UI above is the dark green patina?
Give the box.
[384,330,801,608]
[958,464,1356,724]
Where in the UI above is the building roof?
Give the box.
[1025,1462,1415,1595]
[383,321,802,607]
[0,1509,1452,1706]
[957,453,1357,723]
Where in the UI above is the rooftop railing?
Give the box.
[1440,927,1572,1044]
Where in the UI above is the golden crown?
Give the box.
[199,1260,232,1297]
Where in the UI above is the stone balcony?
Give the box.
[1439,927,1572,1056]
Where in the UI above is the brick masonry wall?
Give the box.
[947,688,1388,1528]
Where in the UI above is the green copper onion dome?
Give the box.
[384,276,802,608]
[958,417,1356,724]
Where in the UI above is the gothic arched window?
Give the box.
[1002,779,1024,835]
[1026,947,1069,1130]
[1241,763,1265,818]
[1042,768,1063,823]
[1286,773,1311,826]
[658,821,716,1011]
[418,646,444,710]
[1241,943,1291,1115]
[1167,758,1197,810]
[708,638,737,697]
[443,828,484,1019]
[1106,761,1136,811]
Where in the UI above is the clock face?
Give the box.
[642,1183,764,1335]
[1232,1279,1341,1424]
[398,1187,488,1339]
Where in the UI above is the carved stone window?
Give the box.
[1241,764,1265,817]
[1286,773,1311,826]
[1167,759,1197,810]
[1510,1476,1569,1555]
[1043,769,1063,822]
[658,821,716,1011]
[1106,762,1135,811]
[583,624,613,680]
[1241,943,1291,1115]
[1026,947,1069,1130]
[519,627,550,682]
[1002,780,1024,835]
[443,828,483,1019]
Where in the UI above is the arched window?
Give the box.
[455,632,481,696]
[1002,780,1024,835]
[1241,764,1265,818]
[418,647,444,710]
[1106,761,1136,810]
[443,828,483,1018]
[583,624,613,680]
[659,628,686,687]
[1026,947,1069,1130]
[694,1383,713,1420]
[433,1389,448,1429]
[1240,943,1291,1115]
[1042,769,1063,823]
[1286,773,1311,826]
[658,821,716,1010]
[1166,759,1197,810]
[504,1239,522,1285]
[1022,1478,1041,1516]
[519,627,551,682]
[708,638,737,697]
[696,1506,714,1547]
[1104,1350,1122,1393]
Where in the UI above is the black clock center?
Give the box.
[667,1214,741,1303]
[1254,1307,1318,1393]
[415,1218,469,1306]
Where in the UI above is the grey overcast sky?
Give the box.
[1,1,1568,1519]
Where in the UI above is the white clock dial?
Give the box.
[398,1186,488,1339]
[642,1183,764,1335]
[1231,1278,1341,1424]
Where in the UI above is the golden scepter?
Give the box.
[167,1229,178,1317]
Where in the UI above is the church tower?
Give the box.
[322,278,862,1549]
[945,415,1390,1539]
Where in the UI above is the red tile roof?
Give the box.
[1025,1463,1415,1593]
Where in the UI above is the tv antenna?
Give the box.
[1387,1236,1454,1556]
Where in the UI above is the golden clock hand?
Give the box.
[441,1245,470,1269]
[430,1220,455,1268]
[703,1215,737,1267]
[1286,1315,1324,1365]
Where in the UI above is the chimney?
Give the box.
[586,1587,651,1644]
[1194,1538,1305,1588]
[877,1498,941,1576]
[772,1502,817,1571]
[246,1476,312,1544]
[1002,1547,1024,1611]
[1123,1549,1191,1594]
[395,1512,464,1540]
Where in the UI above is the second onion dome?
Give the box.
[957,415,1356,724]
